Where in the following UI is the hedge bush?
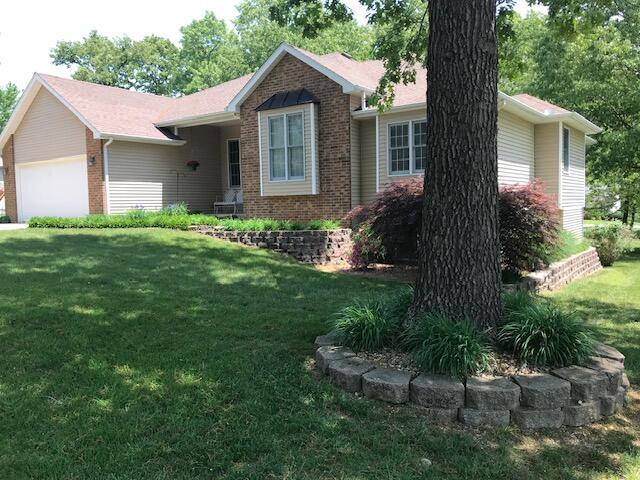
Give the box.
[499,181,561,273]
[584,222,628,266]
[0,215,10,224]
[28,211,341,232]
[344,179,561,273]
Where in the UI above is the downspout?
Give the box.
[103,138,114,214]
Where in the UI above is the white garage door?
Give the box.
[16,156,90,222]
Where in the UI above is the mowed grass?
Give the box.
[0,229,639,479]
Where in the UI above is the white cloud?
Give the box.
[0,0,538,90]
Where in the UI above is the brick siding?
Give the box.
[1,135,17,222]
[240,53,353,221]
[85,128,105,214]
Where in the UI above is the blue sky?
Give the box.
[0,0,544,89]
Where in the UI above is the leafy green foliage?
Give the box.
[0,215,11,224]
[585,222,628,266]
[51,31,181,95]
[498,302,595,367]
[28,213,340,231]
[402,314,492,377]
[50,2,374,96]
[0,83,19,133]
[177,12,251,94]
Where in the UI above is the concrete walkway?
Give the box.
[0,224,27,231]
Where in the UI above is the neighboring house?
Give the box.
[0,43,600,237]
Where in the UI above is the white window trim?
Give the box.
[387,119,427,176]
[562,126,571,174]
[227,138,241,188]
[267,110,306,182]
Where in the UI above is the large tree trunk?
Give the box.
[412,0,502,330]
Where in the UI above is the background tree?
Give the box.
[177,12,251,94]
[235,0,374,71]
[0,83,19,133]
[52,31,180,95]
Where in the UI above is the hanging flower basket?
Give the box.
[186,160,200,171]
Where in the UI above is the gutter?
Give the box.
[103,138,114,214]
[99,133,186,146]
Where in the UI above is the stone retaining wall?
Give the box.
[510,247,602,293]
[190,227,352,264]
[314,334,629,428]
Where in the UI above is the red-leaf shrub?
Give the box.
[345,179,560,272]
[345,179,424,265]
[499,181,560,272]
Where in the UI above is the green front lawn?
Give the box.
[0,229,638,479]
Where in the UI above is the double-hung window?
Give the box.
[389,120,426,175]
[562,127,570,172]
[269,112,304,181]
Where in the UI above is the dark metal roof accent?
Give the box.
[157,126,184,141]
[255,88,319,112]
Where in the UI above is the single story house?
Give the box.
[0,43,600,237]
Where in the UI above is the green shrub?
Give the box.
[28,215,340,232]
[498,303,594,367]
[585,222,627,266]
[544,230,590,264]
[0,215,10,224]
[402,314,492,377]
[383,285,414,326]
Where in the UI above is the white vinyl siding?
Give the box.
[497,110,535,185]
[560,125,586,238]
[259,104,317,197]
[107,126,221,214]
[534,123,561,202]
[350,95,362,207]
[359,118,377,205]
[360,108,535,205]
[561,208,584,238]
[13,87,86,165]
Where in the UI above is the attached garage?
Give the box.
[15,157,89,221]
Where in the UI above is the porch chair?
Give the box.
[214,188,243,217]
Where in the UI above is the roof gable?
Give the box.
[226,43,373,113]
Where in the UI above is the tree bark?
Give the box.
[622,197,630,225]
[412,0,502,330]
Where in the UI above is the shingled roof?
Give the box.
[1,43,592,150]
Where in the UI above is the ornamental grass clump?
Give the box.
[332,288,412,351]
[498,303,594,367]
[401,314,492,377]
[502,291,537,318]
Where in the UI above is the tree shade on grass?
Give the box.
[0,228,639,479]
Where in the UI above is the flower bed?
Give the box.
[314,334,629,428]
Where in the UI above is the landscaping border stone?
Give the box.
[190,227,352,264]
[313,334,629,428]
[506,247,602,293]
